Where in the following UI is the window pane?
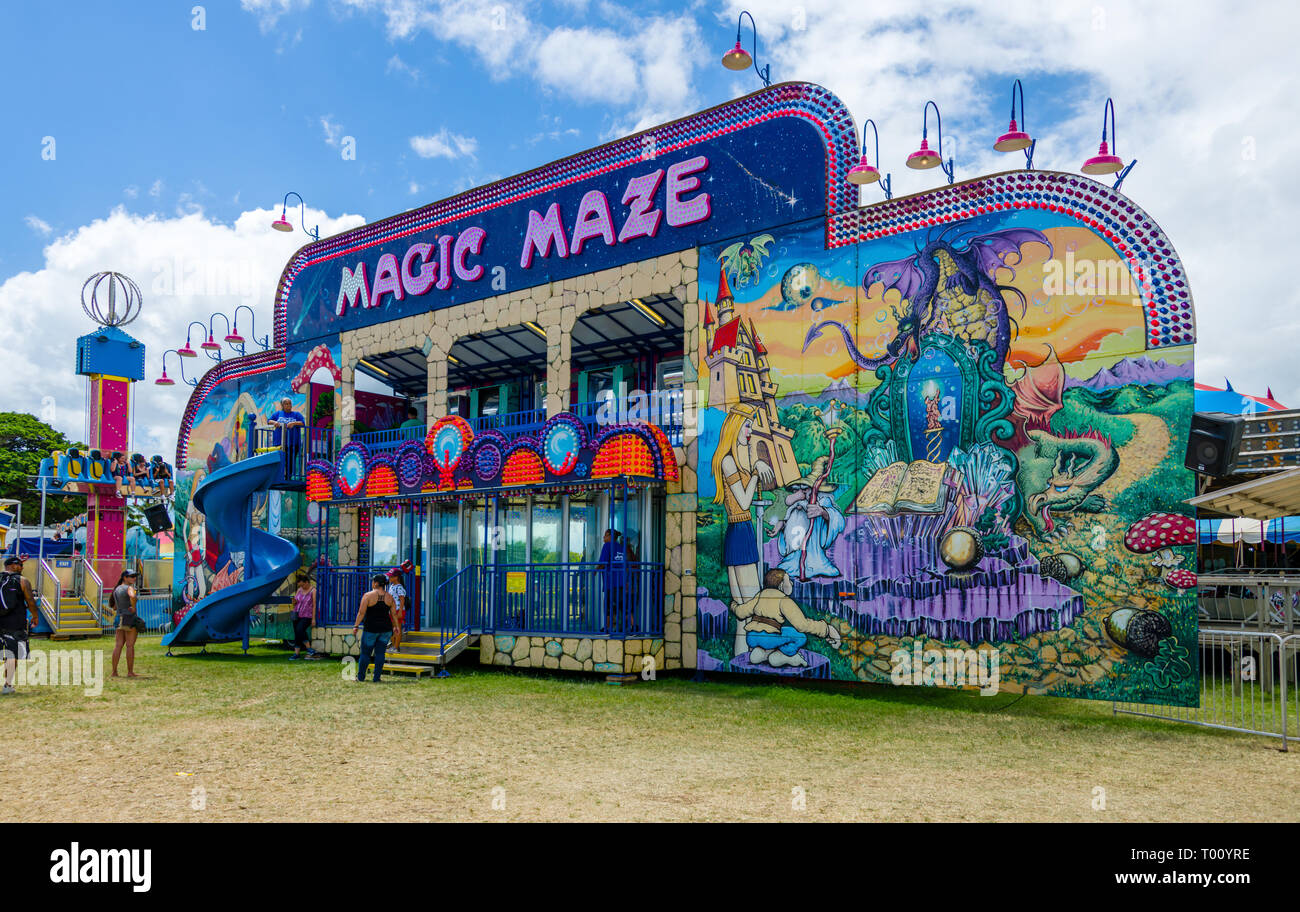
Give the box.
[569,495,601,562]
[532,497,561,563]
[372,512,399,566]
[500,497,528,564]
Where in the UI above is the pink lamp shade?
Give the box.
[1082,139,1123,174]
[225,331,246,345]
[846,155,882,185]
[907,138,942,170]
[993,118,1033,152]
[721,41,752,71]
[177,344,197,358]
[155,372,176,386]
[271,210,293,232]
[200,334,222,351]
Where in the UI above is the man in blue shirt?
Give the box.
[268,397,306,478]
[598,529,626,633]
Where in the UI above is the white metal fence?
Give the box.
[1114,575,1300,749]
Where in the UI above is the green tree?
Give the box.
[0,412,86,523]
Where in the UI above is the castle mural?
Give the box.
[695,212,1197,704]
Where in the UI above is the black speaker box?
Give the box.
[144,503,173,533]
[1185,412,1244,476]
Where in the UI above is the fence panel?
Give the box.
[1114,628,1296,749]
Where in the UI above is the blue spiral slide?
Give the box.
[163,453,300,650]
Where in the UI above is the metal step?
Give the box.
[377,663,430,677]
[385,633,471,666]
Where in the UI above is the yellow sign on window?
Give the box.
[506,572,527,594]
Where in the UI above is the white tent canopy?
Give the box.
[1187,466,1300,521]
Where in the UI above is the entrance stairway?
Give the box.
[381,629,473,677]
[48,598,104,640]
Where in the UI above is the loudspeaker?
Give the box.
[144,503,173,533]
[1185,412,1244,476]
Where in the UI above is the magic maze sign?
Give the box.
[284,117,829,344]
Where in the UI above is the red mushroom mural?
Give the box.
[292,343,342,393]
[1123,512,1197,589]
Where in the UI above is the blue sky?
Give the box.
[1,1,1295,454]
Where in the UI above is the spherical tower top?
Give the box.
[81,272,143,327]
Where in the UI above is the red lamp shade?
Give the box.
[721,41,752,71]
[907,138,942,170]
[155,372,176,386]
[993,118,1032,152]
[177,344,197,358]
[200,334,221,351]
[1082,139,1123,175]
[846,155,882,185]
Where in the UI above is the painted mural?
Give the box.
[695,212,1197,705]
[171,341,342,635]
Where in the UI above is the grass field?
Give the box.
[2,635,1296,822]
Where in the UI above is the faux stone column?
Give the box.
[544,295,577,416]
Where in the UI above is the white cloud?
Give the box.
[0,205,364,458]
[240,0,311,31]
[321,115,343,147]
[148,179,163,198]
[409,129,478,159]
[24,216,52,237]
[123,185,139,199]
[385,54,420,82]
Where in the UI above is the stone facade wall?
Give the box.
[333,248,701,674]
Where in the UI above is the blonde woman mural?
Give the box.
[712,403,776,656]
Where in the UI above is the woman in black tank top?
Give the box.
[352,575,400,682]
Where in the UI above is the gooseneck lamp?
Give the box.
[1082,97,1136,190]
[907,101,955,184]
[847,119,892,199]
[720,11,771,87]
[271,191,320,241]
[993,78,1035,169]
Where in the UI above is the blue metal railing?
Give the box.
[570,398,685,446]
[351,425,426,452]
[469,408,546,434]
[317,564,419,631]
[435,561,665,656]
[249,425,334,485]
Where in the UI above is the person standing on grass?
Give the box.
[110,569,146,678]
[289,574,317,660]
[352,574,399,682]
[0,556,38,695]
[386,567,408,645]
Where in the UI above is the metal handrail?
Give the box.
[351,425,426,451]
[80,557,106,625]
[37,559,62,628]
[435,560,666,659]
[435,565,479,664]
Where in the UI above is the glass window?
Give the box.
[372,511,399,566]
[568,494,602,563]
[499,496,528,564]
[463,502,487,566]
[532,497,561,563]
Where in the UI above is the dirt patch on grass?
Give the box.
[0,637,1295,822]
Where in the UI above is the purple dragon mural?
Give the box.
[803,227,1052,370]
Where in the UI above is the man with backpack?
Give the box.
[0,556,39,695]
